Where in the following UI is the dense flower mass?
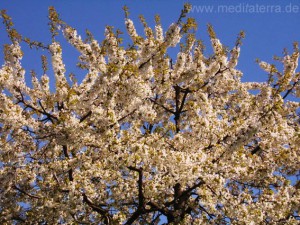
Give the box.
[0,5,300,224]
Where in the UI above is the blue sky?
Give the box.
[0,0,299,84]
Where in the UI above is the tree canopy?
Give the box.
[0,4,299,224]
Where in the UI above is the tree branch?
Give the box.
[125,166,145,225]
[62,145,73,182]
[282,78,300,99]
[148,98,174,114]
[82,193,110,224]
[13,185,41,199]
[80,110,92,123]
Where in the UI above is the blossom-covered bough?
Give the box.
[0,4,299,224]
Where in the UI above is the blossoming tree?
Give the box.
[0,4,299,224]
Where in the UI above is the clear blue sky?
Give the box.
[0,0,299,84]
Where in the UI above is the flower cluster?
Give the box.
[0,6,299,225]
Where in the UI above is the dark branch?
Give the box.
[62,145,73,182]
[80,110,92,123]
[14,88,58,123]
[148,98,174,114]
[282,78,300,99]
[82,193,110,224]
[13,185,41,199]
[125,166,145,225]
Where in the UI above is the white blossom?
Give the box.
[0,7,299,225]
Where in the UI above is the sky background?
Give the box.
[0,0,299,84]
